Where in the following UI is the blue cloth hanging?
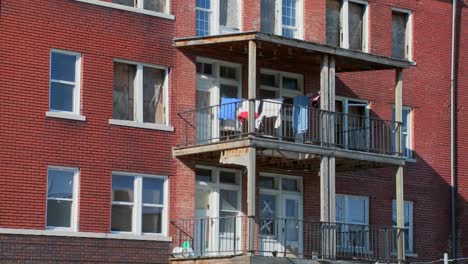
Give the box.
[293,96,309,134]
[219,97,242,120]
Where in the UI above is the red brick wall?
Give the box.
[0,234,171,263]
[0,0,175,232]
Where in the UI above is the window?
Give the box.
[49,50,81,114]
[196,0,241,36]
[392,200,414,253]
[46,167,79,230]
[111,173,168,235]
[112,61,169,126]
[336,194,369,248]
[325,0,369,51]
[111,0,168,13]
[392,9,413,60]
[335,97,370,151]
[259,70,303,99]
[261,0,302,39]
[392,107,413,158]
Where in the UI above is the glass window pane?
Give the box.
[392,12,407,59]
[348,2,365,50]
[47,200,72,227]
[196,189,210,210]
[285,199,298,218]
[282,178,298,191]
[142,206,162,233]
[113,62,136,121]
[326,0,341,46]
[143,67,165,124]
[219,211,238,233]
[282,0,296,27]
[261,74,277,87]
[50,82,74,112]
[260,89,277,99]
[112,175,134,202]
[220,171,237,185]
[48,169,74,199]
[51,52,76,82]
[196,0,210,9]
[196,168,212,182]
[112,0,135,7]
[220,66,237,80]
[336,196,344,222]
[282,28,295,38]
[283,77,299,90]
[259,194,276,235]
[196,10,210,36]
[348,197,366,224]
[220,190,238,211]
[259,176,275,189]
[144,0,166,12]
[220,84,239,99]
[143,178,164,205]
[261,0,276,34]
[111,204,133,232]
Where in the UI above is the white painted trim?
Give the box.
[112,59,171,127]
[49,49,82,115]
[46,111,87,121]
[72,0,174,20]
[0,228,171,242]
[111,172,169,236]
[108,119,174,132]
[46,167,80,232]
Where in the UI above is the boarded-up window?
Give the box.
[392,12,408,59]
[113,63,136,121]
[143,67,166,124]
[261,0,276,34]
[326,0,341,46]
[348,2,364,50]
[220,0,240,32]
[144,0,166,13]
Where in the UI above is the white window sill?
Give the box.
[0,227,171,242]
[73,0,175,20]
[405,157,417,163]
[46,111,86,122]
[109,119,174,132]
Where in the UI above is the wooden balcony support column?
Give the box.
[395,68,405,264]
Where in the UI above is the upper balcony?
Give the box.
[173,32,412,168]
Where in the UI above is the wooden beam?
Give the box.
[172,139,250,157]
[247,146,256,255]
[248,40,257,134]
[174,32,256,47]
[395,69,405,264]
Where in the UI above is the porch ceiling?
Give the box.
[174,31,414,72]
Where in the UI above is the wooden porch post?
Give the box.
[320,55,330,223]
[395,68,406,264]
[247,40,257,255]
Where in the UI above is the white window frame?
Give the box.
[196,0,243,36]
[49,49,82,116]
[392,200,414,253]
[392,106,413,158]
[46,166,80,232]
[111,172,169,236]
[392,8,413,61]
[259,69,304,99]
[340,0,369,52]
[110,59,170,129]
[75,0,171,16]
[261,0,304,39]
[336,96,370,149]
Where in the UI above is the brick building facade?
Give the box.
[0,0,466,263]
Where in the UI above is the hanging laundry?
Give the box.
[219,97,242,120]
[293,95,309,134]
[238,100,260,121]
[255,98,284,129]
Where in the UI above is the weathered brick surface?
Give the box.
[0,0,467,262]
[0,234,171,263]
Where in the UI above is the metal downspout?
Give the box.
[450,0,457,258]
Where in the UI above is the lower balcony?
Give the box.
[170,216,399,264]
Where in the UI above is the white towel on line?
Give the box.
[255,99,284,129]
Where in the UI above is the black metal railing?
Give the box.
[170,216,399,263]
[177,99,402,156]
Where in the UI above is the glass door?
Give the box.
[281,195,302,257]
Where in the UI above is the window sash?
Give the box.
[46,167,78,230]
[112,61,168,126]
[111,173,168,235]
